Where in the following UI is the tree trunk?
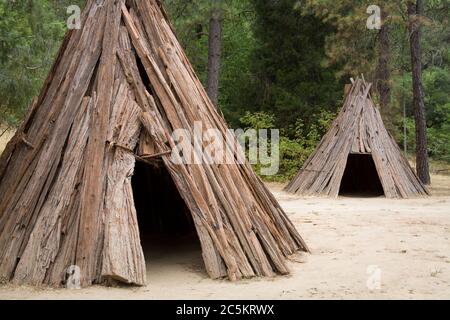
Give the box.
[206,2,222,107]
[376,9,391,111]
[407,0,430,185]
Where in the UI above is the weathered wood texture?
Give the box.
[285,78,430,199]
[0,0,308,287]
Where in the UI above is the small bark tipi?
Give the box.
[0,0,308,287]
[285,78,429,199]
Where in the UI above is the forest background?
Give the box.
[0,0,448,180]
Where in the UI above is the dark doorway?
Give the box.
[339,154,384,197]
[131,160,204,276]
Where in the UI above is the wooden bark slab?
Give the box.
[0,0,308,287]
[286,78,429,199]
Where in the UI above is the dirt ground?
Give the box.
[0,173,449,300]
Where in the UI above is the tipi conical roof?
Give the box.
[0,0,308,287]
[285,78,429,199]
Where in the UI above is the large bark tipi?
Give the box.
[285,78,429,199]
[0,0,308,287]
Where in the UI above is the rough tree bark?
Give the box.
[407,0,430,185]
[206,1,222,107]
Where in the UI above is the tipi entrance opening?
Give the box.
[131,160,204,274]
[339,153,384,197]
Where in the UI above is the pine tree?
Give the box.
[248,0,343,130]
[408,0,430,184]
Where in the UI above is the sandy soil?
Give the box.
[0,175,449,300]
[0,127,15,155]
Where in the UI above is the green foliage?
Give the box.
[278,109,336,181]
[294,109,337,146]
[164,0,211,83]
[165,0,344,130]
[1,0,449,178]
[164,0,257,126]
[428,121,450,162]
[399,67,450,162]
[244,0,344,129]
[219,3,256,125]
[239,110,335,181]
[0,0,84,126]
[404,116,450,163]
[276,137,306,181]
[302,0,382,77]
[240,111,275,131]
[423,67,450,127]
